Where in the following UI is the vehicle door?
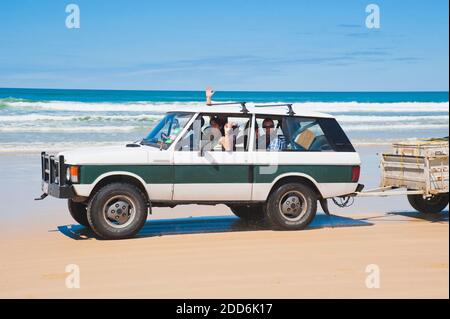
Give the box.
[142,112,194,201]
[172,113,254,201]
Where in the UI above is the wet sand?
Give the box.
[0,146,448,298]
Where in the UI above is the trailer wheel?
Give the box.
[265,182,317,230]
[68,199,90,227]
[229,204,265,222]
[407,193,449,214]
[87,183,148,239]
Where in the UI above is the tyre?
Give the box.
[229,204,265,222]
[407,194,422,212]
[87,183,148,239]
[265,183,317,230]
[68,199,90,227]
[407,193,449,214]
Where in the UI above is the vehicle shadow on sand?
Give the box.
[56,213,373,240]
[388,210,449,223]
[356,210,448,223]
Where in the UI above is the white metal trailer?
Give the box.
[351,139,449,214]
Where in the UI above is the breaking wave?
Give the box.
[0,98,448,113]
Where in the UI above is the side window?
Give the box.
[224,116,252,151]
[283,117,333,152]
[254,116,289,151]
[176,114,252,152]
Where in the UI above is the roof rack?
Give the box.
[254,103,295,116]
[207,101,249,114]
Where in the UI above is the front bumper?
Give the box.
[41,181,76,198]
[39,152,76,199]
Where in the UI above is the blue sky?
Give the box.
[0,0,448,91]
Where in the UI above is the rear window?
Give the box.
[317,118,355,152]
[281,117,355,152]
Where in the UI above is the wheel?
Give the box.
[407,194,423,212]
[229,204,265,222]
[87,183,148,239]
[68,199,90,227]
[407,193,449,214]
[265,183,317,230]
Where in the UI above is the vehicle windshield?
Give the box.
[142,112,193,149]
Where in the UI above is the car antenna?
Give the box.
[254,103,295,116]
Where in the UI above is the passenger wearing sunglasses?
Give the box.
[256,118,286,151]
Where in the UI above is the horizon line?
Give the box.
[0,87,449,94]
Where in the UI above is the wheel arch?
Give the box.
[268,173,323,199]
[89,172,149,202]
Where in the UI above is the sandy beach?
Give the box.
[1,146,448,298]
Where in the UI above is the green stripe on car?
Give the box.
[79,164,354,184]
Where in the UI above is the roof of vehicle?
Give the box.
[168,104,335,119]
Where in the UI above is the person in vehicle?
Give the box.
[259,118,288,151]
[261,118,276,148]
[219,122,237,151]
[201,116,223,151]
[268,134,288,151]
[209,117,221,131]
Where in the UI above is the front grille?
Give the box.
[41,152,67,186]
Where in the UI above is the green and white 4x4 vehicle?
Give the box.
[38,103,362,239]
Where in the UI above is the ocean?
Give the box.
[0,88,448,153]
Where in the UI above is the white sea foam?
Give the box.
[269,102,449,113]
[0,113,447,124]
[0,126,140,133]
[1,99,448,113]
[1,100,188,112]
[336,115,449,123]
[342,123,448,131]
[0,114,163,122]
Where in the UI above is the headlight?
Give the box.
[66,167,71,182]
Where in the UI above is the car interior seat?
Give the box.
[294,129,316,150]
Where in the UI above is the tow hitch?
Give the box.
[35,193,48,201]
